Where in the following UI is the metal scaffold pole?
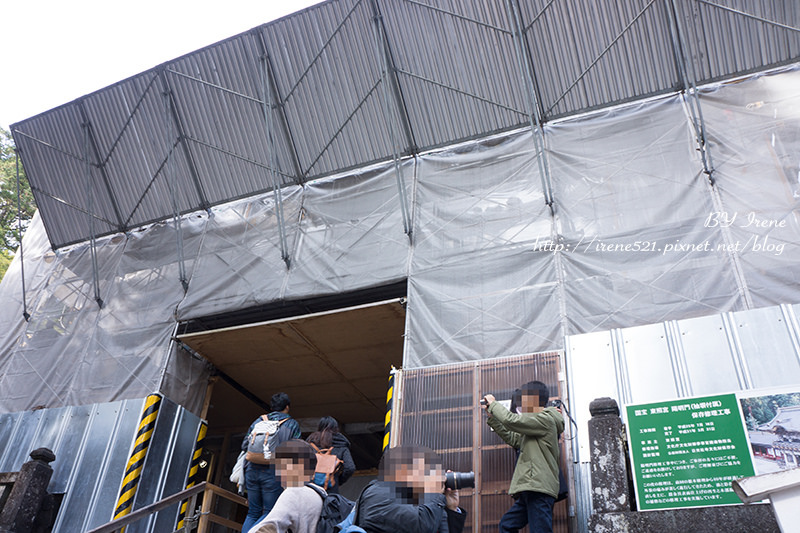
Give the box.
[261,54,292,270]
[162,81,190,293]
[15,149,30,321]
[371,0,414,241]
[83,117,104,309]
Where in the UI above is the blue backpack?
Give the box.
[334,503,366,533]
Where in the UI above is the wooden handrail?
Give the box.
[85,482,245,533]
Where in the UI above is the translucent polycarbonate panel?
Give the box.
[619,323,680,403]
[699,69,800,307]
[399,364,475,459]
[177,186,303,319]
[285,162,411,298]
[732,305,800,388]
[397,352,566,533]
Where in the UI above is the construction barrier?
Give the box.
[113,394,163,524]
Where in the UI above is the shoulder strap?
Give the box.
[309,442,334,455]
[304,481,326,500]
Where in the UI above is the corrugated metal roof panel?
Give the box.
[678,0,800,84]
[523,0,679,119]
[261,0,394,177]
[382,0,528,148]
[10,0,800,249]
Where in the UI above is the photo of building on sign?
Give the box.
[739,391,800,475]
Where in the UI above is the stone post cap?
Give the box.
[29,448,55,464]
[589,397,620,417]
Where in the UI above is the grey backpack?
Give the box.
[245,415,287,464]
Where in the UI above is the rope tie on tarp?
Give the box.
[15,149,30,321]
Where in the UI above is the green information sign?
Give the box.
[625,393,755,510]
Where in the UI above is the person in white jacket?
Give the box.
[251,440,325,533]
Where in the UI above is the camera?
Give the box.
[547,399,562,408]
[445,471,475,490]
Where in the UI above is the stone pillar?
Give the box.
[588,397,631,513]
[0,448,56,533]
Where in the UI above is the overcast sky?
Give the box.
[1,0,322,131]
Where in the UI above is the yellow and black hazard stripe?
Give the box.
[114,393,162,524]
[176,420,207,530]
[383,368,396,451]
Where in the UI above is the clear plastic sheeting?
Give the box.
[551,96,743,330]
[283,162,412,300]
[0,66,799,412]
[176,187,303,317]
[405,69,800,367]
[408,132,560,366]
[700,69,800,307]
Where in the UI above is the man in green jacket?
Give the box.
[482,381,564,533]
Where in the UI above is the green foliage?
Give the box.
[740,393,800,429]
[0,249,12,280]
[0,127,36,256]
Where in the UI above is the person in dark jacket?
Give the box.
[306,416,356,493]
[241,392,302,533]
[355,445,467,533]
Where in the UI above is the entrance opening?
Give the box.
[178,294,406,501]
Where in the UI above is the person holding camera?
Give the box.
[481,381,564,533]
[355,445,467,533]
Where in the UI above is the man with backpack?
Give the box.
[250,439,355,533]
[241,392,302,533]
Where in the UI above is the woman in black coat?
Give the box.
[306,416,356,493]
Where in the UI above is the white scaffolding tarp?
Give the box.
[0,67,799,412]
